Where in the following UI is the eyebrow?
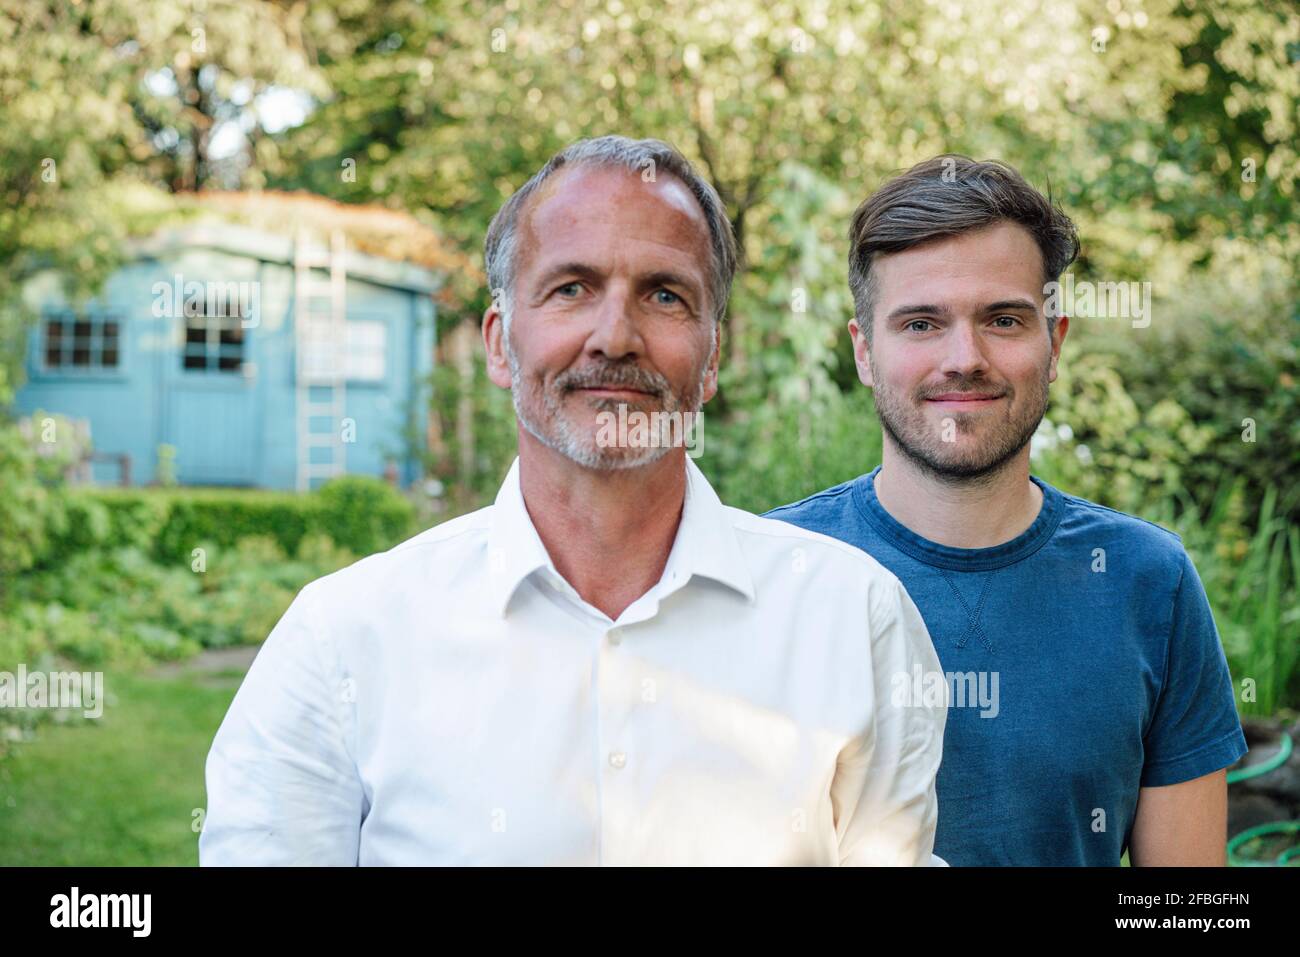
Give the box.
[530,262,604,291]
[886,303,952,320]
[885,298,1039,320]
[981,298,1039,314]
[530,263,705,305]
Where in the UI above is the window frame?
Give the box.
[181,311,249,375]
[344,318,388,384]
[38,309,124,376]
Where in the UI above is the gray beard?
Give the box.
[505,331,706,471]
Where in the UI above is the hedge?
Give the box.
[39,475,417,569]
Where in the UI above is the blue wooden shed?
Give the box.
[14,192,450,490]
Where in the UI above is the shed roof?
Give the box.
[129,190,482,297]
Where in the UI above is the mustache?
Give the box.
[557,361,668,397]
[918,377,1009,400]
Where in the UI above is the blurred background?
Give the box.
[0,0,1296,865]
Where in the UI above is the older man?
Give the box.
[199,136,945,866]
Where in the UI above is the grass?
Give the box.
[1166,483,1300,717]
[0,666,241,865]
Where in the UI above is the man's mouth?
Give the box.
[923,392,1005,407]
[572,385,657,398]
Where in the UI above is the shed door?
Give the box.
[163,311,260,485]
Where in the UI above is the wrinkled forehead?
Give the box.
[517,163,712,268]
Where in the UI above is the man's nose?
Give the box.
[585,285,645,360]
[939,321,990,378]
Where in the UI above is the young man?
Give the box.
[199,136,946,866]
[768,155,1247,866]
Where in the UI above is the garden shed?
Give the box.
[14,191,464,490]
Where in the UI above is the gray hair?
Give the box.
[484,135,737,329]
[848,154,1080,340]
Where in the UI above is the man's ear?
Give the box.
[1048,314,1069,384]
[848,316,874,387]
[482,305,513,390]
[700,322,722,404]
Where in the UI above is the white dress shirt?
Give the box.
[200,456,946,866]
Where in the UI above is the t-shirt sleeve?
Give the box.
[1140,548,1249,787]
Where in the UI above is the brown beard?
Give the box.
[869,359,1051,485]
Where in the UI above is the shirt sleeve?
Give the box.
[833,575,948,866]
[199,583,366,865]
[1140,549,1249,787]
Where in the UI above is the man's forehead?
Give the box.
[519,164,709,256]
[876,223,1046,299]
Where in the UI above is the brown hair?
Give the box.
[848,154,1079,339]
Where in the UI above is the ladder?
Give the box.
[294,227,348,491]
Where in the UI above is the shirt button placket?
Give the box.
[598,624,633,865]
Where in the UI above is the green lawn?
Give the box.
[0,667,241,865]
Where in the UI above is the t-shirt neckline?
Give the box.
[852,465,1066,572]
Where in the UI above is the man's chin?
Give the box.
[903,438,1030,480]
[567,443,674,471]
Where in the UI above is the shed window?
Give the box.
[42,312,120,371]
[345,320,387,381]
[183,314,247,373]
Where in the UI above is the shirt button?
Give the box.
[608,628,622,646]
[608,751,627,770]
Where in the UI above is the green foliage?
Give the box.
[1156,483,1300,717]
[426,339,519,508]
[1087,266,1300,524]
[1030,352,1216,514]
[313,474,421,557]
[152,491,315,566]
[2,533,359,671]
[703,387,881,514]
[0,422,58,581]
[41,476,418,568]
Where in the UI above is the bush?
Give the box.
[153,490,314,565]
[2,532,362,672]
[1030,352,1215,515]
[702,386,882,514]
[1081,266,1300,526]
[35,476,418,570]
[313,475,419,558]
[0,422,59,580]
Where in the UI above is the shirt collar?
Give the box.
[485,455,756,618]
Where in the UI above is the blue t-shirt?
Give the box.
[766,466,1248,866]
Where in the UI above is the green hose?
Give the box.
[1226,731,1299,867]
[1227,731,1292,784]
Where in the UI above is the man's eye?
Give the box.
[555,282,582,298]
[905,319,934,333]
[654,289,681,305]
[992,315,1020,328]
